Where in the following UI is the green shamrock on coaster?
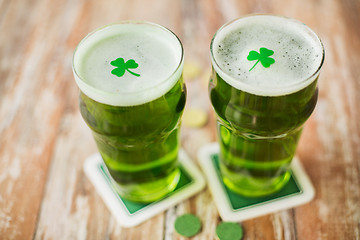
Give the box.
[110,57,140,77]
[247,47,275,71]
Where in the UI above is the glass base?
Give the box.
[112,168,181,203]
[222,170,291,197]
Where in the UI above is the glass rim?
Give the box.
[72,20,184,106]
[210,14,325,96]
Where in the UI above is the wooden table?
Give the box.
[1,0,359,239]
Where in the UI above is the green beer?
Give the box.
[209,15,324,197]
[73,22,185,202]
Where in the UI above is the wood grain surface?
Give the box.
[0,0,359,239]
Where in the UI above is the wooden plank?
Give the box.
[295,0,360,239]
[0,0,71,238]
[34,112,110,240]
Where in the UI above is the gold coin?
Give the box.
[183,61,201,81]
[183,108,208,128]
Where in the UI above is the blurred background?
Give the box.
[0,0,359,239]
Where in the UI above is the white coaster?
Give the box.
[198,143,315,222]
[84,149,205,227]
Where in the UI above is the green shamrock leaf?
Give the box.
[110,57,140,77]
[247,47,275,71]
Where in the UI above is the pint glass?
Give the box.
[72,22,185,202]
[209,15,324,197]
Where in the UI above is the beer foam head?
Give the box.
[211,15,324,96]
[73,21,183,106]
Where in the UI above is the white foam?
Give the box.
[73,22,183,106]
[211,15,324,96]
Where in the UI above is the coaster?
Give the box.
[84,149,206,227]
[198,143,315,222]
